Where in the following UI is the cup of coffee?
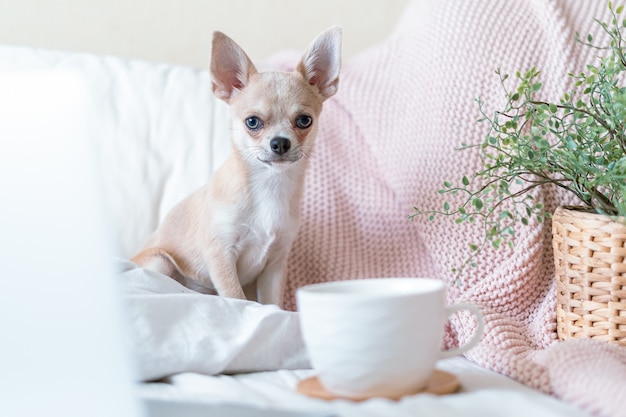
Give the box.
[296,278,483,400]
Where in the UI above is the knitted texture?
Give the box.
[548,339,626,417]
[277,1,625,415]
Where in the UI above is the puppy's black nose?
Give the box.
[270,137,291,155]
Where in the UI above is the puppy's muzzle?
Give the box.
[270,137,291,155]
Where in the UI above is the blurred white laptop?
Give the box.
[0,70,332,417]
[0,70,142,417]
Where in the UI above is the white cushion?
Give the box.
[0,46,230,257]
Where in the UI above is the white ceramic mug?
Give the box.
[296,278,483,399]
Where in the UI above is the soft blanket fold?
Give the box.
[120,259,309,381]
[548,340,626,417]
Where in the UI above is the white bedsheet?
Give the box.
[120,259,591,417]
[136,359,590,417]
[120,259,309,380]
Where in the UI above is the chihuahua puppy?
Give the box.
[131,27,341,306]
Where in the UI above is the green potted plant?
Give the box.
[411,2,626,345]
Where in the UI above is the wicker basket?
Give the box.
[552,206,626,346]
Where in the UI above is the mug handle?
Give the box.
[439,303,484,359]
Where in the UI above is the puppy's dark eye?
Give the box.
[245,116,263,131]
[296,114,313,129]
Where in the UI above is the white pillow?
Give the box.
[0,46,230,257]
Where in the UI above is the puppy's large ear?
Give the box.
[210,31,258,102]
[296,26,342,100]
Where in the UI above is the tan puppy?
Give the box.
[132,27,341,306]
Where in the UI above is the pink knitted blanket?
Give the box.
[278,1,626,416]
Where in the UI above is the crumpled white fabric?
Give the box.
[117,259,310,381]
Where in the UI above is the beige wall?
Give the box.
[0,0,409,68]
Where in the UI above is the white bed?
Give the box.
[121,260,589,417]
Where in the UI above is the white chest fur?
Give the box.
[216,166,302,287]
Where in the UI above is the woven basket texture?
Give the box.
[552,206,626,346]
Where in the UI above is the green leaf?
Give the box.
[469,243,479,251]
[503,226,515,236]
[473,198,483,210]
[566,139,578,150]
[443,202,450,211]
[462,176,470,186]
